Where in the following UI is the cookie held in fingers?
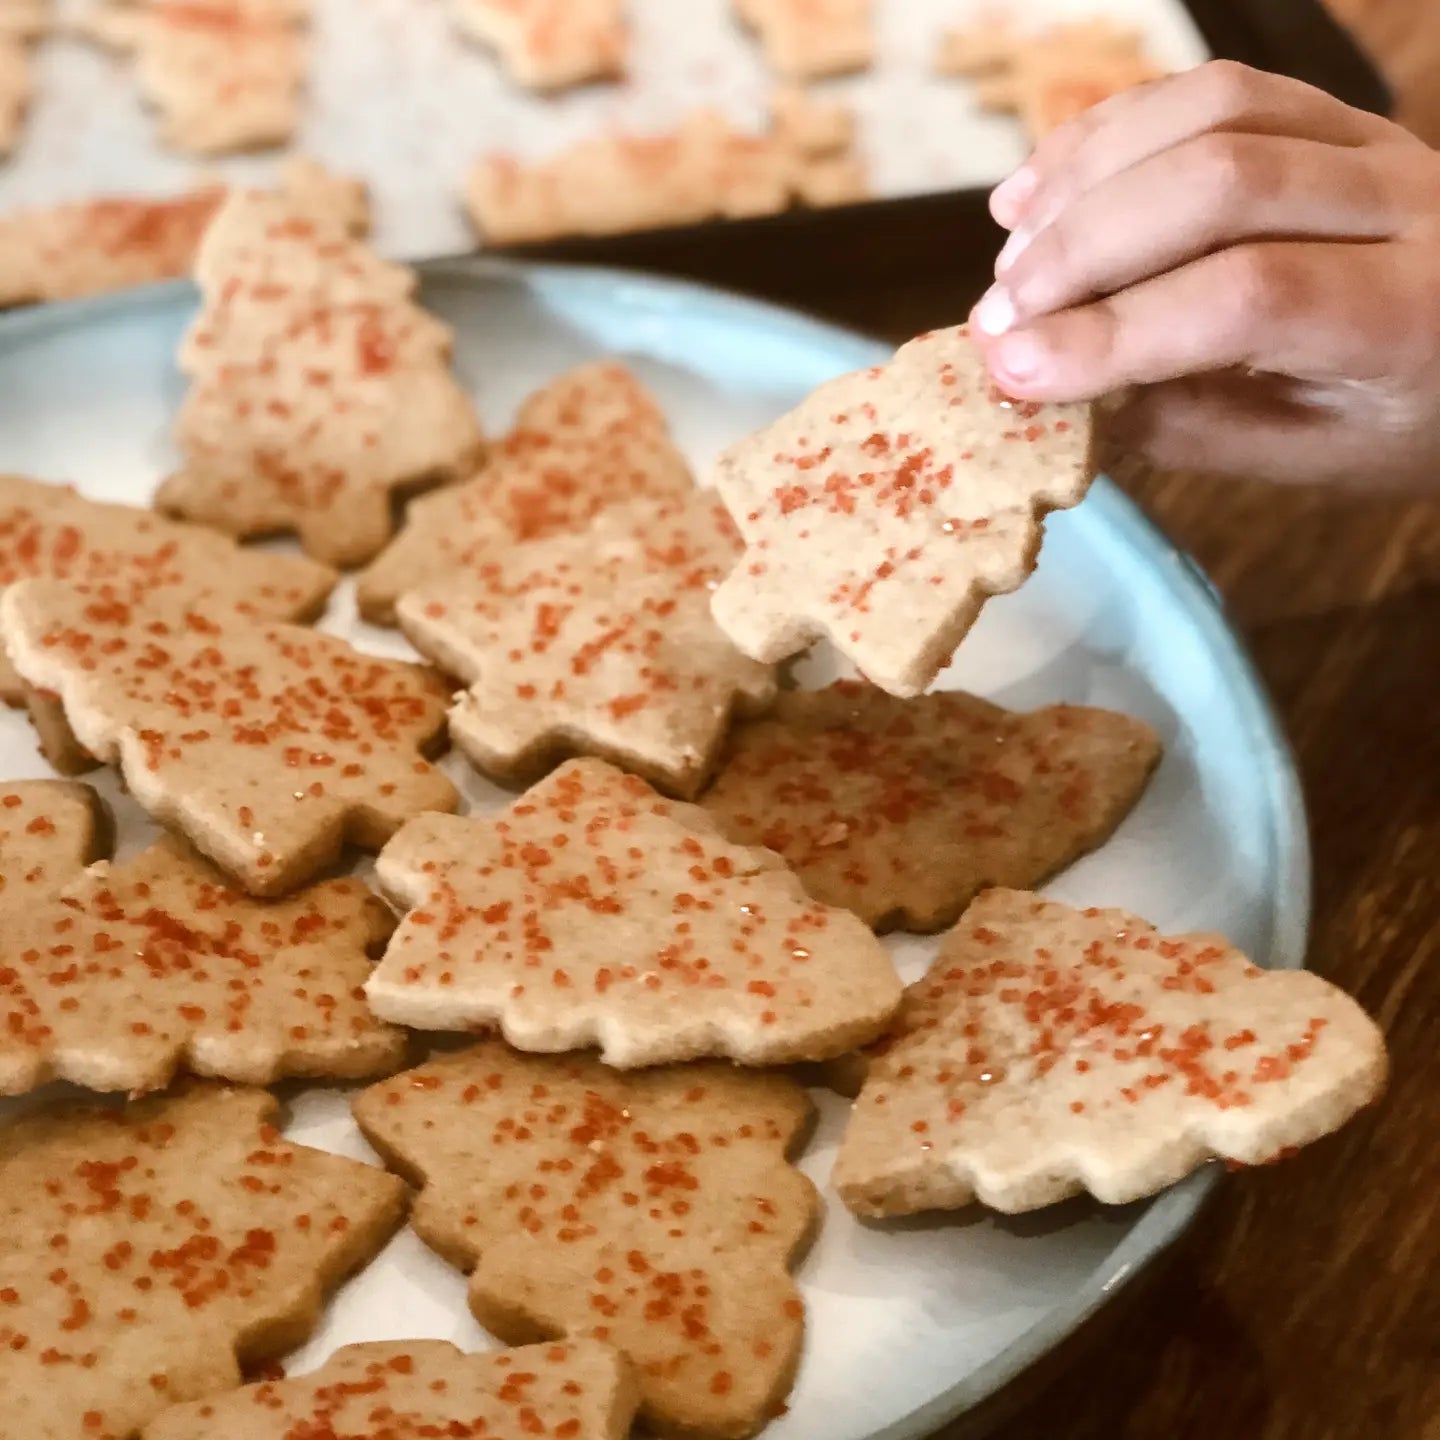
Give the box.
[358,361,693,625]
[0,1083,407,1440]
[355,1044,818,1440]
[701,682,1161,932]
[0,579,458,896]
[833,889,1388,1216]
[0,779,109,908]
[453,0,626,90]
[708,325,1097,698]
[367,757,902,1067]
[159,190,484,568]
[143,1338,639,1440]
[0,834,406,1096]
[396,494,776,799]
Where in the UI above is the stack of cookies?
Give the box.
[0,189,1386,1440]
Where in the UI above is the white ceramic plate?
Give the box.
[0,261,1308,1440]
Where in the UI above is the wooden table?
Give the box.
[540,11,1437,1436]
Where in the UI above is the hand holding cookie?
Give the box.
[974,60,1440,491]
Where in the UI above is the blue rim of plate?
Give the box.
[0,257,1312,1440]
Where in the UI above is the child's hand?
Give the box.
[972,61,1440,491]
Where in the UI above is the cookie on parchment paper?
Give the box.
[0,26,34,158]
[453,0,626,90]
[358,361,693,625]
[144,1338,638,1440]
[396,494,775,799]
[366,757,901,1066]
[466,109,797,246]
[701,682,1161,932]
[157,190,484,568]
[0,1083,407,1440]
[937,19,1165,139]
[0,834,406,1096]
[708,325,1097,698]
[0,579,458,896]
[833,889,1388,1216]
[0,158,369,310]
[355,1044,818,1440]
[0,779,109,909]
[80,0,309,154]
[734,0,873,80]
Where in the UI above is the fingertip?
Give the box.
[986,330,1053,395]
[989,165,1037,228]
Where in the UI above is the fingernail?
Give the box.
[991,165,1037,224]
[993,331,1047,384]
[994,226,1032,275]
[974,285,1015,337]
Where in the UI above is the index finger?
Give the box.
[991,60,1405,231]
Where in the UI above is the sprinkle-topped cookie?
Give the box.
[0,1083,406,1440]
[144,1338,639,1440]
[0,835,405,1096]
[702,683,1161,931]
[0,579,458,896]
[0,779,108,909]
[0,158,369,310]
[396,495,776,798]
[453,0,626,90]
[0,473,335,710]
[709,325,1097,697]
[80,0,311,155]
[355,1044,817,1440]
[366,757,901,1066]
[157,190,484,568]
[358,362,694,625]
[734,0,873,79]
[833,889,1388,1215]
[466,109,796,246]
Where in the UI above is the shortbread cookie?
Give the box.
[145,1338,638,1440]
[367,757,902,1065]
[0,158,369,309]
[355,1044,818,1440]
[0,0,51,40]
[939,19,1163,139]
[998,47,1165,139]
[709,325,1097,697]
[0,834,406,1095]
[0,473,336,773]
[735,0,872,79]
[770,84,853,156]
[0,472,335,702]
[793,152,868,207]
[0,779,108,909]
[467,109,795,245]
[396,495,776,798]
[454,0,626,90]
[82,0,309,154]
[358,361,693,625]
[158,191,484,567]
[833,889,1388,1216]
[702,683,1161,931]
[0,32,32,157]
[1,579,458,895]
[0,1083,406,1440]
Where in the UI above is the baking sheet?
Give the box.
[1,0,1209,259]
